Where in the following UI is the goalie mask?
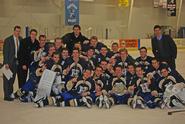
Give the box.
[159,75,176,92]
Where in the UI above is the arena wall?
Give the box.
[101,38,185,50]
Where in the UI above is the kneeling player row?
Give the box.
[15,63,185,109]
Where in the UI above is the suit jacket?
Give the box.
[18,37,39,66]
[3,35,22,67]
[151,35,177,60]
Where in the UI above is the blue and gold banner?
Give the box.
[65,0,79,26]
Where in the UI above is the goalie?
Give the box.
[159,67,185,109]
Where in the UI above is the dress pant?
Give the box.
[17,65,28,88]
[3,61,17,99]
[167,58,176,70]
[159,58,176,70]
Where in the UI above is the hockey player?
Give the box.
[108,65,131,105]
[107,57,117,76]
[74,42,82,53]
[14,52,48,102]
[33,35,47,62]
[63,48,88,82]
[54,37,65,54]
[115,48,135,69]
[128,65,161,109]
[158,67,185,108]
[147,58,184,92]
[35,69,95,108]
[45,52,65,96]
[147,58,167,85]
[125,64,136,88]
[135,47,153,73]
[109,42,119,58]
[91,66,114,109]
[81,46,97,70]
[59,48,69,68]
[46,44,56,59]
[96,46,112,63]
[99,60,112,91]
[82,36,106,55]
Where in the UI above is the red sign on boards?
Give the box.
[119,39,139,49]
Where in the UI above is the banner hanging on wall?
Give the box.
[118,0,129,7]
[167,0,176,16]
[65,0,79,26]
[153,0,159,8]
[154,0,167,8]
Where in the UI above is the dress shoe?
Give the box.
[4,97,14,101]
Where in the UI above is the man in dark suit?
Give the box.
[3,25,22,101]
[62,25,88,54]
[18,29,39,88]
[151,25,177,70]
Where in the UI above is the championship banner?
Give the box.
[167,0,176,16]
[34,69,56,101]
[119,39,140,49]
[153,0,159,8]
[65,0,79,26]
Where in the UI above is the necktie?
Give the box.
[15,38,19,59]
[16,38,19,50]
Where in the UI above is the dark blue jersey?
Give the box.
[109,51,119,58]
[135,56,153,72]
[101,70,113,91]
[28,61,43,85]
[86,56,97,70]
[125,72,136,87]
[93,75,108,91]
[67,77,95,95]
[63,57,88,81]
[82,42,106,55]
[45,58,55,70]
[132,76,154,95]
[115,55,135,68]
[59,57,69,69]
[96,53,112,63]
[158,75,177,92]
[147,63,168,83]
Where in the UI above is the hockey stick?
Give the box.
[167,90,185,114]
[168,109,185,115]
[167,94,185,115]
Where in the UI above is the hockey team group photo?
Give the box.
[1,1,185,124]
[2,24,185,110]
